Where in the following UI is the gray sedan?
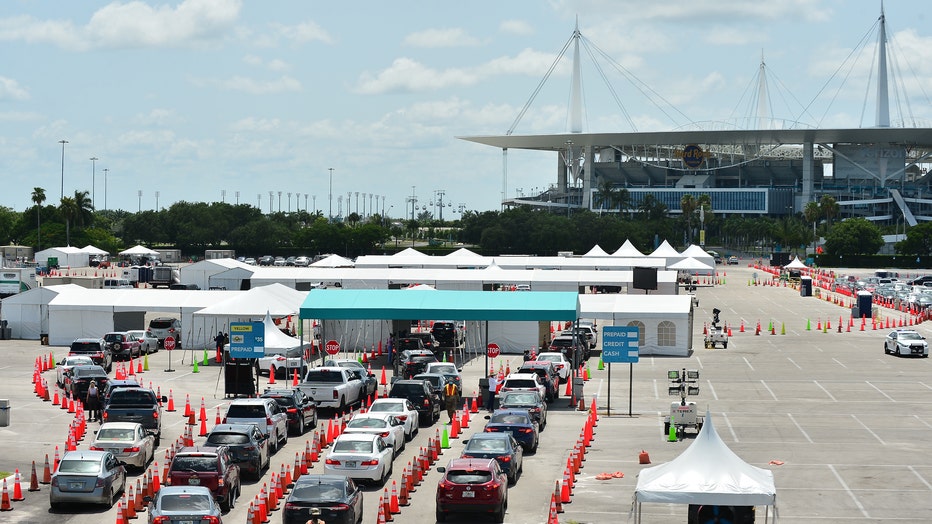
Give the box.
[90,422,155,470]
[49,450,125,509]
[146,486,223,522]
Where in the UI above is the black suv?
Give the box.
[395,349,439,378]
[64,364,109,400]
[405,332,441,356]
[69,338,113,372]
[389,379,440,426]
[430,321,461,348]
[203,423,270,481]
[260,388,318,436]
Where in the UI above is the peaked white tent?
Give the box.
[119,245,159,257]
[81,245,108,256]
[35,247,90,268]
[668,257,714,273]
[679,245,715,271]
[256,311,311,353]
[784,257,808,269]
[612,239,645,257]
[583,245,610,257]
[445,248,482,259]
[633,412,777,522]
[310,254,355,268]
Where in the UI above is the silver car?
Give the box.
[56,354,95,387]
[90,422,155,470]
[127,329,159,354]
[147,485,223,523]
[49,450,126,509]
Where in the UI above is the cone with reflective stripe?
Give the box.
[11,469,24,501]
[166,390,175,412]
[382,489,393,521]
[390,480,400,513]
[41,454,52,484]
[28,461,40,491]
[124,490,136,519]
[114,500,125,524]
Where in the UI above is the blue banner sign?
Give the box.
[229,321,265,359]
[601,326,639,363]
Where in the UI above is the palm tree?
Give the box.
[72,190,94,229]
[803,201,821,249]
[819,195,839,226]
[31,187,46,250]
[680,194,698,243]
[59,196,79,246]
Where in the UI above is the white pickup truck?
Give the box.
[297,366,367,411]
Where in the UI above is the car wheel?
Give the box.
[220,492,232,513]
[896,347,901,357]
[294,417,304,436]
[884,343,889,354]
[493,502,506,523]
[663,422,670,436]
[436,509,447,522]
[268,433,277,453]
[280,428,288,447]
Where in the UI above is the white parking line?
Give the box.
[720,411,739,442]
[920,382,932,391]
[813,381,837,402]
[760,380,778,401]
[652,378,659,399]
[742,357,754,372]
[866,381,895,402]
[913,414,932,430]
[786,413,814,443]
[828,464,870,518]
[706,380,719,401]
[786,357,802,370]
[831,357,847,368]
[851,414,886,445]
[908,465,932,491]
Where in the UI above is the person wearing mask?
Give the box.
[443,380,459,423]
[214,331,225,363]
[86,380,100,422]
[486,373,498,413]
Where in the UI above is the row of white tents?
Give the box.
[35,244,160,268]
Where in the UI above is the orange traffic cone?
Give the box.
[198,417,208,437]
[198,397,207,422]
[28,461,40,492]
[41,454,52,484]
[292,369,299,387]
[183,394,192,417]
[268,365,276,384]
[11,469,24,502]
[166,390,176,412]
[124,488,137,519]
[114,500,125,524]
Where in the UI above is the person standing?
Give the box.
[86,380,100,422]
[486,373,498,413]
[443,380,459,423]
[214,331,225,363]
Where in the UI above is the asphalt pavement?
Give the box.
[1,263,931,523]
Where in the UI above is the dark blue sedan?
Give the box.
[483,409,539,452]
[461,432,524,485]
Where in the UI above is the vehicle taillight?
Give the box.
[243,445,256,452]
[96,478,106,488]
[152,516,171,524]
[360,459,379,466]
[519,428,533,433]
[287,408,298,414]
[152,408,159,419]
[89,446,104,451]
[461,454,473,459]
[422,398,430,407]
[379,431,390,437]
[332,391,338,400]
[325,458,339,465]
[217,478,225,487]
[169,328,176,333]
[396,415,407,421]
[266,417,273,426]
[500,455,511,462]
[203,517,221,524]
[50,477,58,487]
[102,412,109,421]
[123,447,140,453]
[484,428,495,432]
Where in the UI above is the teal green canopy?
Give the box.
[299,289,579,321]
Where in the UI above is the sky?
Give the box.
[2,0,931,217]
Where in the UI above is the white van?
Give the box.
[103,278,133,289]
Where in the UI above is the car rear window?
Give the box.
[305,370,345,383]
[368,403,401,413]
[390,384,423,395]
[108,390,155,405]
[71,342,102,353]
[447,470,493,484]
[503,379,536,388]
[149,319,175,329]
[490,413,530,424]
[292,481,346,502]
[347,418,387,429]
[205,433,250,445]
[226,404,267,418]
[171,455,217,472]
[333,440,373,453]
[265,396,294,407]
[97,428,136,441]
[550,338,572,347]
[500,393,538,405]
[58,459,102,474]
[160,493,213,512]
[465,439,506,452]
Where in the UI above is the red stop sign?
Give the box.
[486,343,500,358]
[325,339,340,356]
[164,336,176,351]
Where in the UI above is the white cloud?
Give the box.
[272,20,333,45]
[703,26,768,46]
[355,58,480,94]
[242,54,291,72]
[220,75,302,94]
[0,76,29,100]
[403,28,480,48]
[500,20,533,36]
[0,0,242,51]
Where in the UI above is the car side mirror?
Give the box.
[160,396,168,403]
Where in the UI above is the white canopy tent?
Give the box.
[119,245,160,257]
[578,294,693,356]
[81,245,108,256]
[180,258,252,290]
[668,257,714,273]
[649,240,684,265]
[310,254,355,268]
[0,284,80,339]
[633,411,777,522]
[191,284,307,340]
[784,257,808,269]
[613,239,645,257]
[35,247,90,268]
[679,245,715,272]
[583,245,610,257]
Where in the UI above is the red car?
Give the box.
[436,458,508,523]
[166,446,241,512]
[103,332,143,361]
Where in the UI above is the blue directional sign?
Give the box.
[601,326,640,363]
[229,321,265,359]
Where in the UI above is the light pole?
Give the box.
[137,190,142,212]
[269,191,273,214]
[257,193,261,209]
[221,189,226,203]
[103,168,109,210]
[89,156,98,205]
[287,192,292,213]
[58,139,69,200]
[277,191,282,212]
[155,191,160,210]
[407,186,418,220]
[328,167,334,221]
[312,195,317,214]
[235,191,240,205]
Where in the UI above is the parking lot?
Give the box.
[1,263,931,523]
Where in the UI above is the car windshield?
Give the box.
[347,418,387,429]
[97,428,136,441]
[536,354,562,363]
[58,459,102,474]
[205,433,249,445]
[333,440,373,453]
[226,404,266,418]
[900,332,923,341]
[465,439,507,452]
[292,481,346,502]
[171,456,217,472]
[266,397,294,407]
[160,493,213,512]
[447,470,493,484]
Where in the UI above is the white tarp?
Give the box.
[180,258,253,290]
[634,411,776,509]
[119,245,160,256]
[0,284,79,339]
[668,257,714,273]
[578,294,693,356]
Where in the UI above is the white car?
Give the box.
[343,413,406,456]
[367,398,419,441]
[884,329,929,357]
[223,398,289,452]
[256,346,308,379]
[534,352,571,383]
[499,372,548,401]
[56,355,95,387]
[293,256,310,267]
[126,330,159,354]
[324,433,394,485]
[89,422,155,470]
